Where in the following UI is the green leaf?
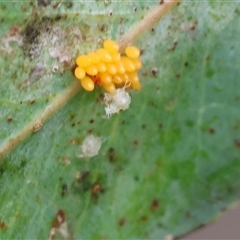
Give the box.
[0,1,240,239]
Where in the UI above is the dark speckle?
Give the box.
[176,73,181,78]
[88,129,93,134]
[133,140,138,145]
[140,215,148,221]
[208,127,215,134]
[159,0,164,4]
[206,55,211,61]
[61,183,68,197]
[133,7,137,12]
[184,62,189,67]
[71,123,75,127]
[107,147,115,162]
[118,217,126,227]
[142,124,146,129]
[7,116,12,122]
[99,24,108,32]
[234,139,240,148]
[0,220,6,230]
[121,120,125,125]
[151,199,160,212]
[89,119,94,124]
[151,27,155,32]
[151,67,158,77]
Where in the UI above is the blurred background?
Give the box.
[181,202,240,239]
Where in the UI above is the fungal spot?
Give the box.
[184,62,189,67]
[118,217,126,227]
[151,67,158,77]
[185,211,191,218]
[7,116,12,122]
[70,139,75,145]
[234,139,240,148]
[75,171,90,181]
[108,10,113,16]
[71,123,75,127]
[89,119,94,124]
[37,0,51,7]
[99,24,108,32]
[150,199,160,212]
[27,99,36,105]
[77,135,102,158]
[91,184,102,199]
[119,17,124,24]
[168,39,178,51]
[48,210,71,240]
[133,7,137,12]
[61,183,68,197]
[52,65,59,73]
[151,27,155,32]
[142,124,146,129]
[159,0,164,4]
[140,215,148,221]
[107,147,115,162]
[208,127,215,134]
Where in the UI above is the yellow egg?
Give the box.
[112,74,123,84]
[74,67,86,80]
[80,76,94,91]
[121,56,135,72]
[118,73,129,83]
[106,63,117,75]
[96,48,112,63]
[125,46,140,59]
[110,52,121,62]
[102,82,116,94]
[85,65,98,76]
[103,40,119,53]
[115,60,126,74]
[88,52,101,64]
[127,72,141,90]
[132,58,142,70]
[99,72,112,85]
[96,62,107,73]
[76,55,91,68]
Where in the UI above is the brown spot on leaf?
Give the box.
[159,0,164,4]
[0,220,7,230]
[133,140,138,145]
[234,139,240,148]
[140,215,148,221]
[118,217,126,227]
[151,67,158,76]
[61,183,68,197]
[89,119,94,124]
[176,73,181,78]
[108,147,115,162]
[7,116,12,122]
[208,127,215,134]
[51,210,65,229]
[151,199,160,212]
[206,55,211,61]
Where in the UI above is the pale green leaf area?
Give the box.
[0,1,240,239]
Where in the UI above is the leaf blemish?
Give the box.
[107,147,115,162]
[150,199,160,212]
[118,217,126,227]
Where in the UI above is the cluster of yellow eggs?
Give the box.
[74,40,142,94]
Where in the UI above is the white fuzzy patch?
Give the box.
[78,135,102,158]
[104,88,131,117]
